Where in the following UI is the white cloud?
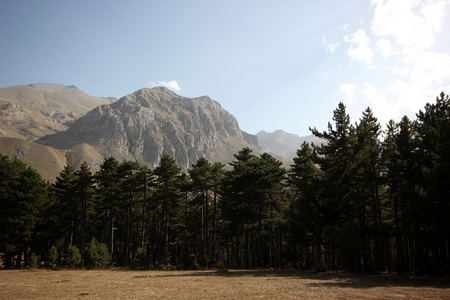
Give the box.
[410,52,450,89]
[326,42,340,53]
[151,80,181,91]
[322,35,340,53]
[363,78,449,128]
[360,0,450,127]
[347,29,374,64]
[376,38,394,58]
[371,0,448,55]
[362,83,394,126]
[339,83,357,104]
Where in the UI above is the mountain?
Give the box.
[37,87,260,170]
[256,129,324,160]
[0,137,103,181]
[0,83,116,140]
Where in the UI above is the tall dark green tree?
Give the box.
[221,148,286,268]
[310,102,359,271]
[353,107,385,272]
[385,116,418,273]
[416,92,450,274]
[51,165,77,248]
[0,155,49,268]
[288,142,324,271]
[210,162,225,265]
[117,160,141,266]
[74,162,95,251]
[153,155,182,265]
[94,157,120,264]
[221,148,257,268]
[189,157,213,263]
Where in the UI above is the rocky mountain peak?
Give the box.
[38,87,260,170]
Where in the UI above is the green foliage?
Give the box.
[47,245,59,268]
[27,253,39,268]
[0,154,49,268]
[178,253,200,270]
[83,237,110,268]
[97,242,110,268]
[65,244,82,267]
[84,237,100,267]
[221,148,286,268]
[130,247,152,270]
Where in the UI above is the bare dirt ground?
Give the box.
[0,269,449,299]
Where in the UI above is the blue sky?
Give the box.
[1,0,449,136]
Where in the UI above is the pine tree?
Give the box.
[189,157,213,264]
[353,107,384,272]
[117,160,141,267]
[288,142,324,271]
[210,162,225,265]
[416,92,450,274]
[51,165,77,248]
[154,155,182,265]
[95,157,120,265]
[0,155,49,268]
[221,149,286,268]
[310,102,359,271]
[74,162,95,251]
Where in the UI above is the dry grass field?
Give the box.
[0,269,449,299]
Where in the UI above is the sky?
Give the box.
[1,0,449,136]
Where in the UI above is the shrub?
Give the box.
[66,245,81,267]
[27,253,39,268]
[97,242,110,268]
[130,247,151,270]
[47,245,58,268]
[84,237,100,267]
[178,253,200,270]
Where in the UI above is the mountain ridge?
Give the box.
[37,86,261,171]
[0,83,116,140]
[256,129,324,160]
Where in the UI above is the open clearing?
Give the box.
[0,269,449,299]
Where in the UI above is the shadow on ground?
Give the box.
[133,269,450,289]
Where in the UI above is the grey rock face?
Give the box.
[38,87,260,170]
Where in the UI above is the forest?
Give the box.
[0,92,448,275]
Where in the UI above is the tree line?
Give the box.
[0,93,448,274]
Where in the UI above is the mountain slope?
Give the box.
[0,83,116,140]
[0,137,103,181]
[38,87,260,170]
[256,129,324,160]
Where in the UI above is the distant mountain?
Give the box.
[0,137,103,181]
[37,87,260,170]
[256,129,324,160]
[0,83,116,140]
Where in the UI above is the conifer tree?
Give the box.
[416,92,450,274]
[353,107,384,272]
[95,157,120,264]
[310,102,358,271]
[74,162,95,251]
[0,155,49,268]
[154,155,182,265]
[288,142,324,271]
[117,160,141,266]
[189,157,213,263]
[51,165,77,248]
